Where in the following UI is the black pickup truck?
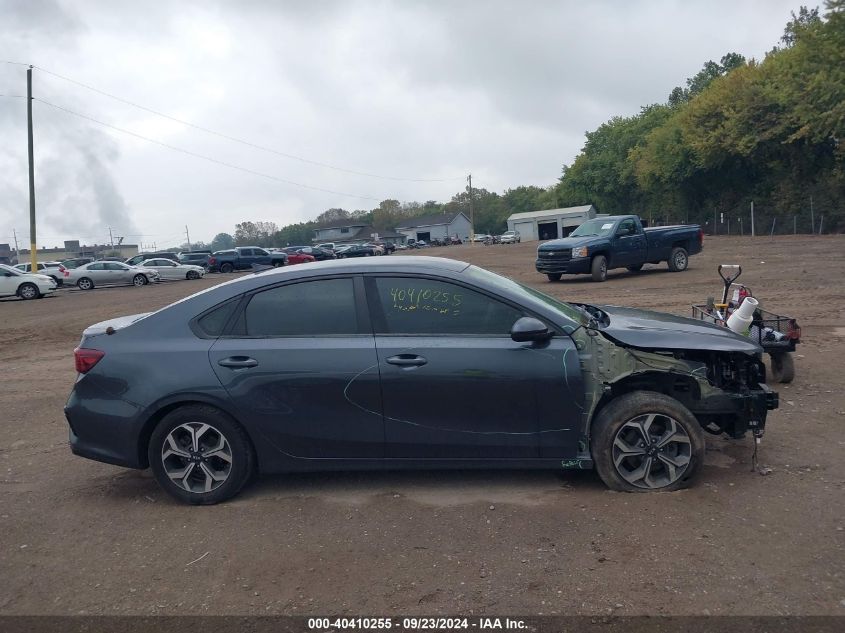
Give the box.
[536,215,703,282]
[207,246,287,273]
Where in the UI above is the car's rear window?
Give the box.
[195,299,241,337]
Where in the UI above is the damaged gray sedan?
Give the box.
[65,257,777,504]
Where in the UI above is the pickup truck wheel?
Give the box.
[627,264,643,272]
[668,247,688,272]
[546,273,562,282]
[769,352,795,383]
[591,391,705,492]
[591,255,608,282]
[220,263,234,274]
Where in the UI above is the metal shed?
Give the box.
[506,205,597,242]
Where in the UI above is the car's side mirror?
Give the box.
[510,316,551,343]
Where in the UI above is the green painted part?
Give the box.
[560,459,587,469]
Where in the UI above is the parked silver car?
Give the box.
[139,258,205,280]
[499,230,521,244]
[65,261,160,290]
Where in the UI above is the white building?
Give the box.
[506,205,598,242]
[395,211,472,243]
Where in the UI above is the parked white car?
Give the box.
[13,261,69,285]
[139,258,205,280]
[64,261,160,290]
[0,263,57,300]
[499,230,521,244]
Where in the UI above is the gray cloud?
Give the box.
[0,0,801,246]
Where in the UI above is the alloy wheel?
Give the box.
[161,422,233,493]
[612,413,691,489]
[674,251,687,269]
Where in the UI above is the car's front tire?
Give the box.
[186,270,200,280]
[148,405,255,505]
[591,391,705,492]
[591,255,608,282]
[18,282,40,300]
[133,274,147,287]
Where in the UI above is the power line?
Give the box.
[34,97,382,202]
[31,64,465,183]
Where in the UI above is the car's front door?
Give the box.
[148,259,178,279]
[106,262,133,282]
[0,269,18,297]
[613,219,646,267]
[366,275,573,460]
[209,276,383,459]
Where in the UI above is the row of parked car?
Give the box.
[0,251,213,300]
[1,240,405,301]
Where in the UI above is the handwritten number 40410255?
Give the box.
[389,287,462,307]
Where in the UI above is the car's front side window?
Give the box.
[236,278,358,337]
[371,276,523,336]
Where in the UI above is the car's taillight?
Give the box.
[208,257,216,264]
[698,229,704,244]
[74,348,104,373]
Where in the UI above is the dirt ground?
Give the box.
[1,235,844,616]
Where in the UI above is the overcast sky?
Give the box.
[0,0,804,249]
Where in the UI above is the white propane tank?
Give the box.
[727,296,759,335]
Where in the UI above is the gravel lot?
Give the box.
[2,235,844,616]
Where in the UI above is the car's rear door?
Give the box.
[209,275,383,459]
[365,275,546,459]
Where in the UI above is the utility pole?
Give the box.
[750,200,755,237]
[27,66,37,272]
[713,209,717,236]
[108,226,115,251]
[810,195,815,235]
[12,228,20,263]
[185,225,192,252]
[467,174,474,245]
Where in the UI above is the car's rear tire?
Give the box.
[186,270,200,280]
[77,277,94,290]
[148,405,255,505]
[18,283,40,300]
[769,352,795,384]
[667,247,689,272]
[220,263,234,273]
[591,255,608,282]
[591,391,705,492]
[546,273,562,282]
[133,274,147,287]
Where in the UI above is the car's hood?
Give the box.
[83,312,152,337]
[539,236,606,251]
[595,304,762,353]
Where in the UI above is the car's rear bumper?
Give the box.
[535,257,591,274]
[65,385,145,469]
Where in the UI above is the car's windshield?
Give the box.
[569,218,617,238]
[465,265,585,326]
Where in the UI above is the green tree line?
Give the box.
[213,2,842,249]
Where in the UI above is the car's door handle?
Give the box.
[386,354,427,367]
[218,356,258,369]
